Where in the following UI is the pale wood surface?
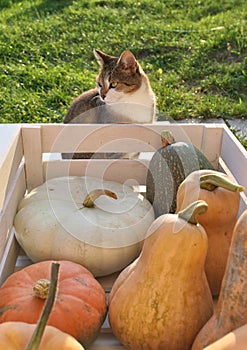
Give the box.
[201,124,224,168]
[21,126,44,191]
[221,125,247,193]
[41,123,205,153]
[44,159,150,185]
[0,228,20,286]
[0,165,26,260]
[0,124,23,211]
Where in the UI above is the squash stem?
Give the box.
[25,262,60,350]
[178,200,208,225]
[161,130,175,148]
[33,279,50,299]
[83,189,118,208]
[200,174,244,192]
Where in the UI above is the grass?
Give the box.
[0,0,246,128]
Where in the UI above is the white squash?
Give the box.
[14,176,154,277]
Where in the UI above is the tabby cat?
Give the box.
[63,49,156,158]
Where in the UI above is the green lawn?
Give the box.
[0,0,246,127]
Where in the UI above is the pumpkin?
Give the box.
[0,260,107,347]
[0,262,85,350]
[0,323,85,350]
[14,176,154,277]
[192,209,247,350]
[146,130,214,217]
[176,169,244,296]
[108,201,213,350]
[202,323,247,350]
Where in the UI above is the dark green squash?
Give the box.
[146,130,214,217]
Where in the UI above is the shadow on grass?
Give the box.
[0,0,19,9]
[0,0,74,13]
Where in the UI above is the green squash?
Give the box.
[146,130,214,217]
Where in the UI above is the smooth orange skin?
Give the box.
[108,212,213,350]
[176,169,241,296]
[203,323,247,350]
[192,210,247,350]
[0,322,85,350]
[0,260,107,347]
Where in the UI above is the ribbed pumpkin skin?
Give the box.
[0,260,107,347]
[146,141,214,217]
[108,213,213,350]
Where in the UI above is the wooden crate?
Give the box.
[0,122,247,349]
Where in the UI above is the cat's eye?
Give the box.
[110,82,118,88]
[97,82,102,88]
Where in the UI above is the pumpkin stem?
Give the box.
[178,200,208,225]
[161,130,175,148]
[33,279,50,299]
[200,174,244,192]
[25,262,60,350]
[83,189,118,208]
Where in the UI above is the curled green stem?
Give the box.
[178,200,208,225]
[83,189,118,208]
[200,174,244,192]
[25,262,60,350]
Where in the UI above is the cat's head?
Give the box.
[94,49,152,103]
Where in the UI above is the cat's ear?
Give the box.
[117,50,138,72]
[94,49,113,66]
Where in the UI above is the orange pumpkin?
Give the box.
[0,263,84,349]
[0,322,85,350]
[0,260,107,347]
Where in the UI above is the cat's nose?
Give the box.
[100,89,107,100]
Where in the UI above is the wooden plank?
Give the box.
[201,124,223,169]
[219,157,247,217]
[88,334,126,349]
[41,123,206,153]
[21,126,44,191]
[43,159,149,185]
[0,124,23,211]
[0,228,20,286]
[0,165,26,260]
[221,125,247,195]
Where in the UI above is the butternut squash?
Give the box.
[108,201,213,350]
[176,169,244,295]
[192,209,247,350]
[203,323,247,350]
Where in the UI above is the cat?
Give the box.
[63,49,156,158]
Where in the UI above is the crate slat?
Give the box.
[0,125,23,211]
[221,126,247,194]
[201,124,223,169]
[0,228,20,285]
[88,333,126,349]
[41,123,206,153]
[21,126,44,191]
[44,159,150,185]
[0,164,26,261]
[219,157,247,217]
